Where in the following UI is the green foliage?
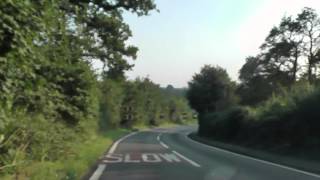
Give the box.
[60,0,157,80]
[0,0,159,178]
[199,82,320,154]
[0,112,80,174]
[237,56,277,105]
[4,129,129,180]
[187,65,237,114]
[99,78,125,128]
[238,7,320,105]
[198,106,248,139]
[252,82,315,120]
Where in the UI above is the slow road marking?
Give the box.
[89,132,138,180]
[103,153,182,163]
[89,131,202,180]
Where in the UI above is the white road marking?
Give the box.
[158,133,170,149]
[89,132,139,180]
[102,153,183,163]
[89,164,106,180]
[160,141,169,149]
[103,154,123,163]
[142,153,162,163]
[186,135,320,178]
[124,154,141,163]
[159,132,201,167]
[172,150,201,168]
[159,153,182,163]
[109,132,139,153]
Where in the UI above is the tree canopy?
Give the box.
[238,7,320,105]
[187,65,236,114]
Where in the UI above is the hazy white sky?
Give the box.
[98,0,320,88]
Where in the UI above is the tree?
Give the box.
[296,7,320,82]
[238,8,320,105]
[237,56,274,105]
[187,65,236,114]
[59,0,157,80]
[260,16,304,84]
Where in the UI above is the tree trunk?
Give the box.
[292,47,298,83]
[308,62,313,82]
[308,31,314,83]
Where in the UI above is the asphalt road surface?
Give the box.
[88,126,320,180]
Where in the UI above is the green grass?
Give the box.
[159,119,196,128]
[132,119,197,130]
[5,129,130,180]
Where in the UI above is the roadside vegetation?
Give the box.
[187,7,320,162]
[0,0,194,179]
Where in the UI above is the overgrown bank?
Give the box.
[2,129,129,180]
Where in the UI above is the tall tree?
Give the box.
[260,16,303,84]
[296,7,320,82]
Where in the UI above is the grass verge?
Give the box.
[3,129,130,180]
[133,120,197,130]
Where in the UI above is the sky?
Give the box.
[98,0,320,88]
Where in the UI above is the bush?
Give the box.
[198,106,249,140]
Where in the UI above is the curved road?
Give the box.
[88,126,320,180]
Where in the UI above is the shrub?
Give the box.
[198,106,249,140]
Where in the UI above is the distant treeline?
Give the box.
[187,7,320,159]
[99,77,193,129]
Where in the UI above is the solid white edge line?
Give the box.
[109,132,139,153]
[172,150,201,168]
[89,164,106,180]
[89,131,139,180]
[186,134,320,178]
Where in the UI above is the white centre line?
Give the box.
[159,133,201,167]
[160,142,169,149]
[89,131,139,180]
[172,150,201,168]
[158,133,169,149]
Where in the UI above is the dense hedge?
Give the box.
[199,84,320,154]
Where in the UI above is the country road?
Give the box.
[88,126,320,180]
